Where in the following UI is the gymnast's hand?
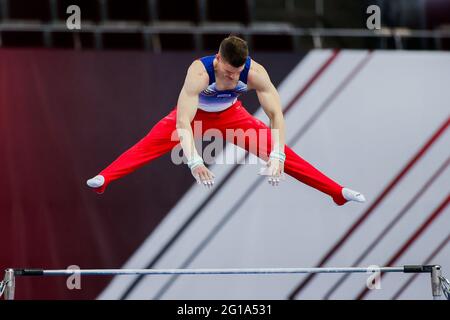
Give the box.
[259,159,285,186]
[258,151,286,186]
[191,164,215,189]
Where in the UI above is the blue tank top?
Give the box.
[198,55,251,112]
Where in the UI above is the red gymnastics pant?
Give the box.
[95,100,347,205]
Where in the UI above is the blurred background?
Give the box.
[0,0,449,50]
[0,0,449,300]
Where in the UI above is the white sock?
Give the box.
[87,175,105,188]
[342,187,366,203]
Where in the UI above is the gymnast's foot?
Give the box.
[342,187,366,203]
[86,175,106,194]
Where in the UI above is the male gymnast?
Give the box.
[87,35,365,206]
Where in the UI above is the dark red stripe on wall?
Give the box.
[282,50,339,114]
[356,194,450,299]
[289,116,450,299]
[323,157,450,299]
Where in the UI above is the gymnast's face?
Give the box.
[215,54,245,83]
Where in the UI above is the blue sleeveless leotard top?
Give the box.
[198,55,251,112]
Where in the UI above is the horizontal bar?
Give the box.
[10,266,409,276]
[404,265,436,273]
[13,269,43,276]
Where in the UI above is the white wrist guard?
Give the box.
[187,155,204,170]
[269,150,286,163]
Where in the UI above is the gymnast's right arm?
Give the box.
[176,60,215,188]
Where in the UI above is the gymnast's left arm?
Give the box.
[248,62,286,184]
